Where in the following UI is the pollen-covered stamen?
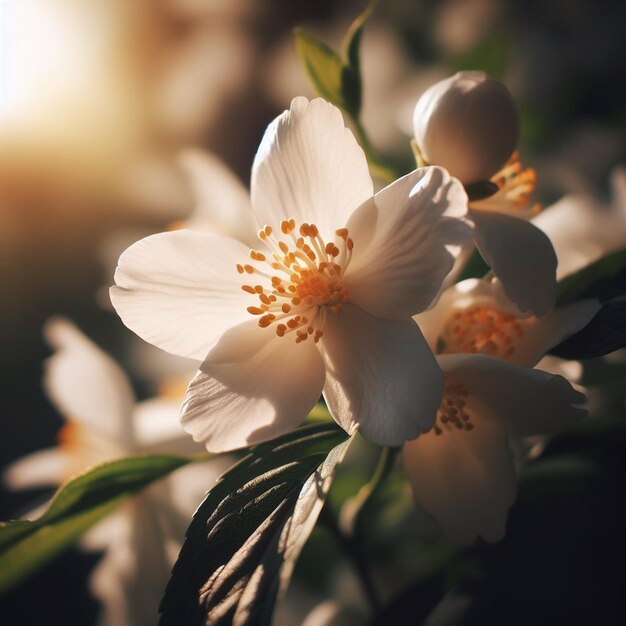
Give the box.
[483,151,541,217]
[238,220,353,343]
[423,379,473,436]
[439,306,524,358]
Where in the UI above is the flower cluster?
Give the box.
[6,69,610,626]
[110,82,588,544]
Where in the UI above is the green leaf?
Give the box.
[294,28,345,109]
[556,247,626,306]
[159,423,351,626]
[0,454,191,593]
[548,300,626,360]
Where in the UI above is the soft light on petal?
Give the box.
[181,321,325,452]
[178,148,257,247]
[403,401,515,545]
[251,97,373,241]
[3,448,68,490]
[43,318,136,441]
[321,305,442,446]
[111,230,251,360]
[471,208,557,316]
[345,167,472,319]
[132,398,202,456]
[438,353,587,437]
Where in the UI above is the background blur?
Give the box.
[1,0,625,624]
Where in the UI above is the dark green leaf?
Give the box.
[549,300,626,359]
[159,423,350,626]
[0,454,191,593]
[556,247,626,306]
[293,28,345,109]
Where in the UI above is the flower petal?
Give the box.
[403,402,515,545]
[471,208,557,316]
[438,353,587,437]
[181,321,325,452]
[43,318,135,440]
[3,448,68,490]
[178,148,258,247]
[320,305,442,446]
[344,167,472,319]
[111,229,252,360]
[509,298,600,367]
[251,97,374,241]
[532,168,626,280]
[132,399,203,456]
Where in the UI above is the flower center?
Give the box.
[424,379,473,436]
[439,305,524,358]
[237,219,353,343]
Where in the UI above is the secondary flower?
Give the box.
[412,71,519,184]
[402,353,586,544]
[532,166,626,280]
[413,72,556,316]
[417,277,600,368]
[4,318,222,626]
[401,278,597,543]
[111,97,473,452]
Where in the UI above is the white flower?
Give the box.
[4,318,223,626]
[417,277,600,368]
[413,71,519,184]
[400,278,596,544]
[532,166,626,280]
[111,97,473,451]
[402,353,586,544]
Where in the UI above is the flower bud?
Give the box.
[413,71,519,184]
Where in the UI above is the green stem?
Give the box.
[352,118,400,183]
[343,445,400,538]
[320,503,381,613]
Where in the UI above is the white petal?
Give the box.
[532,168,626,280]
[509,298,600,367]
[438,353,586,437]
[111,229,252,360]
[88,497,172,626]
[345,167,472,319]
[320,305,442,446]
[43,318,135,440]
[251,97,373,241]
[471,208,557,316]
[178,148,258,247]
[403,405,515,545]
[535,355,583,383]
[3,448,67,490]
[132,399,203,456]
[181,321,325,452]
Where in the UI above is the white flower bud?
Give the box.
[413,71,519,183]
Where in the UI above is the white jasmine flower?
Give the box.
[413,72,557,316]
[403,353,586,544]
[413,71,519,184]
[4,318,223,626]
[532,166,626,280]
[401,278,596,544]
[111,97,473,451]
[417,277,600,368]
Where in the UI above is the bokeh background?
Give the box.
[1,0,625,624]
